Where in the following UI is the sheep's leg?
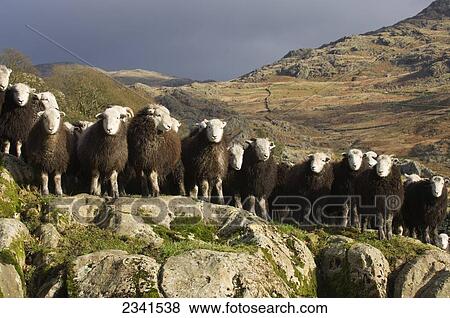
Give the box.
[431,227,439,246]
[257,197,269,220]
[2,140,10,154]
[234,194,243,209]
[54,172,63,196]
[386,213,394,240]
[149,171,160,197]
[351,203,360,229]
[215,178,224,205]
[41,171,49,196]
[16,141,22,158]
[190,185,199,199]
[377,211,386,240]
[423,227,431,244]
[110,170,119,198]
[178,181,186,196]
[200,180,210,202]
[139,171,149,196]
[90,171,101,196]
[246,196,256,214]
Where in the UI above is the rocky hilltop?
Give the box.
[1,155,449,298]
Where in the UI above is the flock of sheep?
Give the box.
[0,65,448,248]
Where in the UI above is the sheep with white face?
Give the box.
[246,138,275,162]
[364,151,378,168]
[0,65,12,92]
[309,152,331,174]
[37,92,59,110]
[171,117,181,133]
[205,119,227,143]
[38,108,66,135]
[404,173,423,186]
[11,83,35,107]
[95,107,129,136]
[376,155,399,178]
[147,107,173,132]
[343,149,363,171]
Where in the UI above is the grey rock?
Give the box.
[70,250,160,297]
[161,249,290,298]
[0,218,30,268]
[0,154,35,185]
[394,250,450,297]
[36,223,61,249]
[0,262,24,297]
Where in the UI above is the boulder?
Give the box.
[0,154,35,185]
[319,237,390,297]
[35,223,61,249]
[161,249,290,298]
[394,250,450,297]
[0,262,24,297]
[69,250,160,297]
[0,218,30,268]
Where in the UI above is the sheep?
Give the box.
[403,173,423,186]
[357,154,404,240]
[329,149,368,227]
[25,108,75,196]
[401,175,448,244]
[0,83,41,158]
[268,161,294,221]
[182,119,228,204]
[223,143,245,208]
[127,105,181,197]
[0,65,12,109]
[363,151,378,168]
[77,106,129,198]
[239,138,277,219]
[281,152,334,225]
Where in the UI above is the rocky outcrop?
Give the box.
[0,262,24,297]
[161,249,290,297]
[394,250,450,298]
[318,236,390,298]
[69,250,160,298]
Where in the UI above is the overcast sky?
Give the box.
[0,0,434,80]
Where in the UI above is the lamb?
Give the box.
[363,151,378,168]
[0,65,12,109]
[282,152,334,225]
[357,154,404,240]
[36,92,59,110]
[127,105,181,196]
[182,119,228,203]
[239,138,277,218]
[401,175,448,244]
[0,83,42,158]
[329,149,368,227]
[223,143,245,208]
[77,106,129,198]
[404,173,423,186]
[25,108,75,195]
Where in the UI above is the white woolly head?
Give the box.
[308,152,331,174]
[205,119,227,143]
[11,83,35,107]
[38,92,59,110]
[171,117,181,133]
[106,105,134,122]
[436,233,449,250]
[245,138,275,162]
[96,107,127,136]
[343,149,363,171]
[150,104,170,115]
[38,108,65,135]
[364,151,378,168]
[146,106,173,132]
[0,65,12,92]
[376,154,399,178]
[430,176,448,198]
[228,143,245,170]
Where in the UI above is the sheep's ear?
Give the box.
[60,111,66,118]
[307,154,314,159]
[95,113,103,119]
[342,152,348,158]
[392,157,400,165]
[245,139,254,146]
[7,68,12,75]
[124,107,134,118]
[269,142,276,150]
[30,88,36,93]
[362,153,368,158]
[325,156,331,162]
[445,178,450,185]
[222,121,227,128]
[37,111,45,117]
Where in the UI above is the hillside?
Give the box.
[155,0,450,175]
[107,68,198,87]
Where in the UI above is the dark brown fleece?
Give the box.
[77,120,128,177]
[26,119,74,174]
[182,129,229,189]
[402,180,448,234]
[127,108,181,181]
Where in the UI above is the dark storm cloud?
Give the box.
[0,0,434,80]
